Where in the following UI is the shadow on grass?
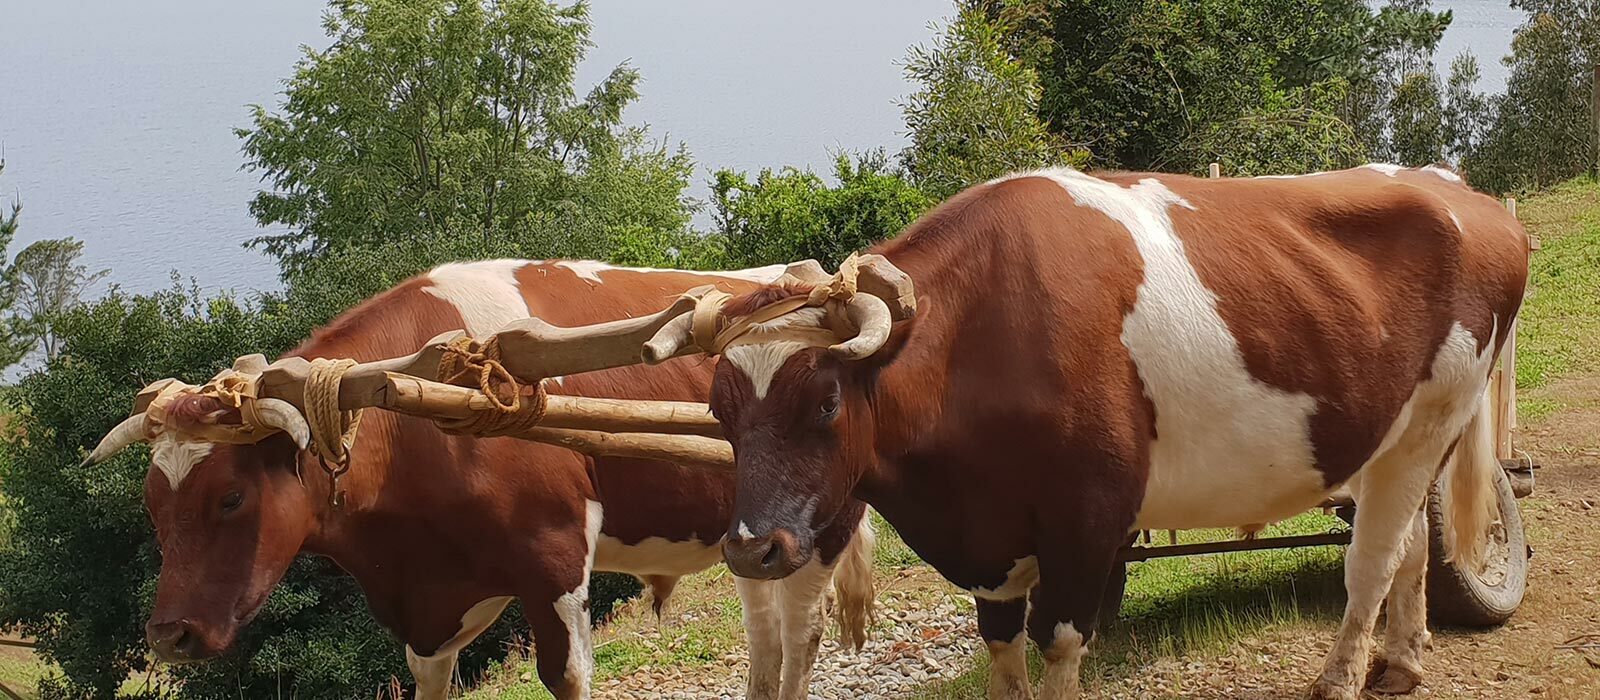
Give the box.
[914,544,1348,698]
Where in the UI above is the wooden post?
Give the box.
[1591,65,1599,177]
[1494,197,1522,460]
[1208,162,1221,179]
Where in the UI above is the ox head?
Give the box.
[642,255,916,579]
[83,355,317,662]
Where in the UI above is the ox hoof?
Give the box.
[1304,678,1360,700]
[1364,659,1423,695]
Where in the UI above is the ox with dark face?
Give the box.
[710,345,872,578]
[641,268,913,581]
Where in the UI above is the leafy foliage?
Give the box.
[973,0,1451,174]
[0,159,43,370]
[11,238,109,360]
[238,0,697,275]
[710,153,933,269]
[898,7,1077,199]
[1466,1,1599,193]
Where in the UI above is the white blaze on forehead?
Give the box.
[150,434,214,490]
[553,260,789,285]
[1003,167,1323,530]
[722,307,828,400]
[421,259,532,335]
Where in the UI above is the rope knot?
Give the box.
[438,335,524,413]
[435,335,550,437]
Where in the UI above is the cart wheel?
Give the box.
[1426,465,1528,627]
[1100,561,1126,632]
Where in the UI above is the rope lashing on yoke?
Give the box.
[305,358,364,509]
[689,253,870,355]
[433,335,548,437]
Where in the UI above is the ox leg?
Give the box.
[405,646,459,700]
[1027,537,1124,700]
[1309,449,1439,700]
[735,576,783,699]
[977,597,1033,700]
[775,557,832,700]
[519,500,601,700]
[1370,508,1430,694]
[404,596,513,700]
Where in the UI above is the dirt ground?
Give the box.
[1083,374,1600,699]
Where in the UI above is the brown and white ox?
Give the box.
[622,165,1528,699]
[84,260,875,700]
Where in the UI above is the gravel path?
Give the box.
[598,592,984,699]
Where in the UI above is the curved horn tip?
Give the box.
[82,414,151,466]
[642,313,696,365]
[253,398,311,449]
[828,294,892,360]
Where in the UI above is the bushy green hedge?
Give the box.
[0,286,573,698]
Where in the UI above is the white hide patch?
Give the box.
[422,260,532,335]
[553,500,603,690]
[1422,165,1465,183]
[1360,163,1406,177]
[592,533,725,577]
[150,435,214,490]
[554,260,789,285]
[970,555,1040,601]
[723,307,829,399]
[405,596,513,699]
[1040,622,1089,697]
[1008,168,1326,530]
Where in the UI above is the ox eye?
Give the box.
[819,393,841,420]
[220,491,244,513]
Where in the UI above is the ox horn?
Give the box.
[642,312,697,365]
[251,398,312,449]
[82,414,151,467]
[829,293,893,360]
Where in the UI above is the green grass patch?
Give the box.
[1515,177,1600,403]
[0,648,46,700]
[913,514,1347,698]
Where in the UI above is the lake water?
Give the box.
[0,0,1524,298]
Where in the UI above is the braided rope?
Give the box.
[438,336,523,412]
[305,358,363,465]
[435,335,549,437]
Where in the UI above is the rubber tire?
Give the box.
[1425,465,1528,627]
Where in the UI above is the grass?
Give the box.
[912,514,1348,698]
[1513,176,1600,419]
[463,511,931,699]
[0,647,46,700]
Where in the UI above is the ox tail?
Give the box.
[1442,390,1500,570]
[831,512,877,651]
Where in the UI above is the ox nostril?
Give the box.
[147,620,195,661]
[760,540,784,569]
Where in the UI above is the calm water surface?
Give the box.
[0,0,1523,297]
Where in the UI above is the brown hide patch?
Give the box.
[1155,170,1523,485]
[818,175,1155,590]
